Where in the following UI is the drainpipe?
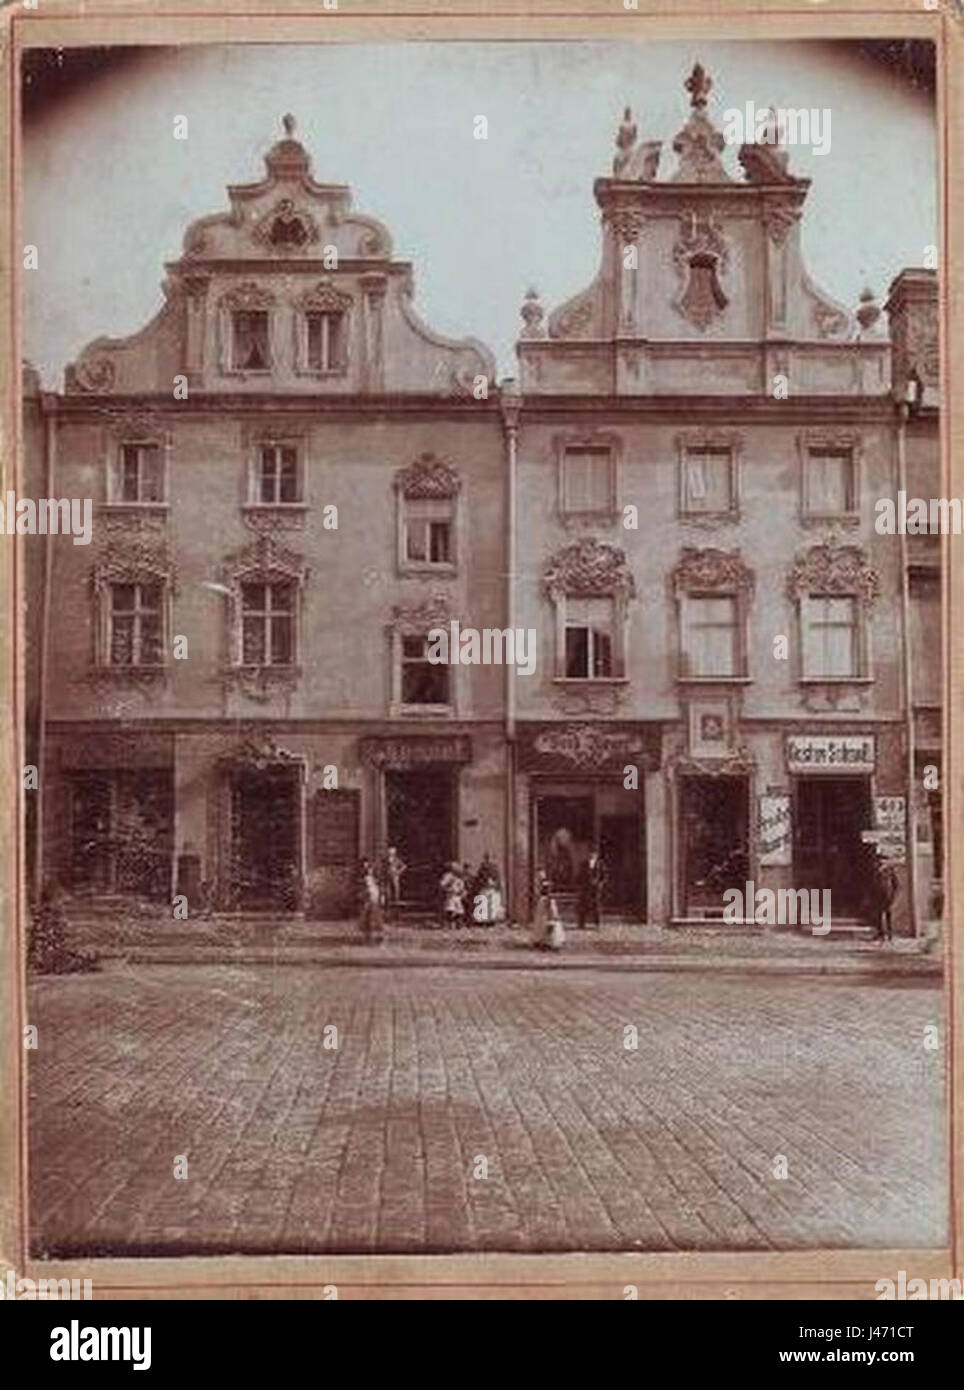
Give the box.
[34,393,56,902]
[500,379,521,919]
[896,395,920,937]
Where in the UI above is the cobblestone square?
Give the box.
[28,963,946,1255]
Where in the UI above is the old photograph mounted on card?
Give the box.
[2,2,959,1302]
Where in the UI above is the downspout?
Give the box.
[896,397,920,937]
[34,393,56,902]
[500,380,521,919]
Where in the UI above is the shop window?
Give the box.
[400,633,451,707]
[241,581,296,666]
[564,597,615,678]
[682,447,736,515]
[801,595,859,679]
[231,310,270,371]
[108,582,165,667]
[111,443,165,504]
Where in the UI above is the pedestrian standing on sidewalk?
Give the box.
[439,861,465,930]
[532,869,565,951]
[470,851,503,926]
[382,845,406,923]
[358,858,384,943]
[871,855,900,943]
[576,847,606,930]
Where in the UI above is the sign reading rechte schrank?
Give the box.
[786,735,875,773]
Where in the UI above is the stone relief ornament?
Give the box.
[394,453,461,500]
[520,288,546,340]
[672,547,754,596]
[786,539,879,606]
[673,210,729,330]
[70,357,117,393]
[252,198,321,250]
[543,538,636,600]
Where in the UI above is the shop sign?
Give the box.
[786,735,874,773]
[871,795,906,862]
[758,794,791,866]
[359,735,472,768]
[518,723,660,773]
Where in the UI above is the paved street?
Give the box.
[28,963,946,1255]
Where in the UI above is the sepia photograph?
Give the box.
[3,7,959,1322]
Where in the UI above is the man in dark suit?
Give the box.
[576,847,606,930]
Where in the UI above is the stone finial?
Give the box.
[738,105,793,183]
[856,286,881,332]
[685,62,712,110]
[282,113,296,137]
[520,287,546,340]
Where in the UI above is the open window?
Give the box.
[394,453,460,575]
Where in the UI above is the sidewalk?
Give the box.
[56,908,945,978]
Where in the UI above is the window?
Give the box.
[564,597,614,678]
[561,447,615,515]
[232,310,270,371]
[306,311,346,372]
[803,595,858,679]
[257,445,301,504]
[109,582,163,667]
[804,448,857,516]
[113,444,164,504]
[403,500,452,566]
[241,581,295,666]
[401,634,450,706]
[682,595,740,677]
[682,447,734,514]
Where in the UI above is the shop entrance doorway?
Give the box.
[793,776,873,919]
[386,767,456,909]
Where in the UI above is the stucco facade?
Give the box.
[24,70,941,932]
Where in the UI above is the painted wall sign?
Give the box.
[758,794,792,866]
[786,735,875,773]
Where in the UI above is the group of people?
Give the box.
[356,848,505,939]
[533,846,606,951]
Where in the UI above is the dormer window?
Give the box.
[232,310,270,371]
[297,281,352,377]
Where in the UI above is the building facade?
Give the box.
[25,69,941,933]
[26,117,507,917]
[507,69,940,931]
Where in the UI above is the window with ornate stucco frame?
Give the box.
[394,454,460,577]
[677,428,742,521]
[543,539,635,683]
[218,281,277,376]
[797,428,862,526]
[554,431,622,525]
[294,280,352,376]
[387,596,458,718]
[787,539,878,683]
[219,536,309,701]
[99,410,172,523]
[91,542,175,681]
[672,547,754,683]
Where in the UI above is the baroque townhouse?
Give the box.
[25,68,941,933]
[26,117,507,916]
[508,67,940,932]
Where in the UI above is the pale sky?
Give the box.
[22,39,937,389]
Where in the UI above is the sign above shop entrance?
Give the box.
[786,735,874,774]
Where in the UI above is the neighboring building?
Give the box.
[26,116,506,916]
[509,66,941,932]
[25,69,941,933]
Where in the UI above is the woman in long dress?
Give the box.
[532,869,565,951]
